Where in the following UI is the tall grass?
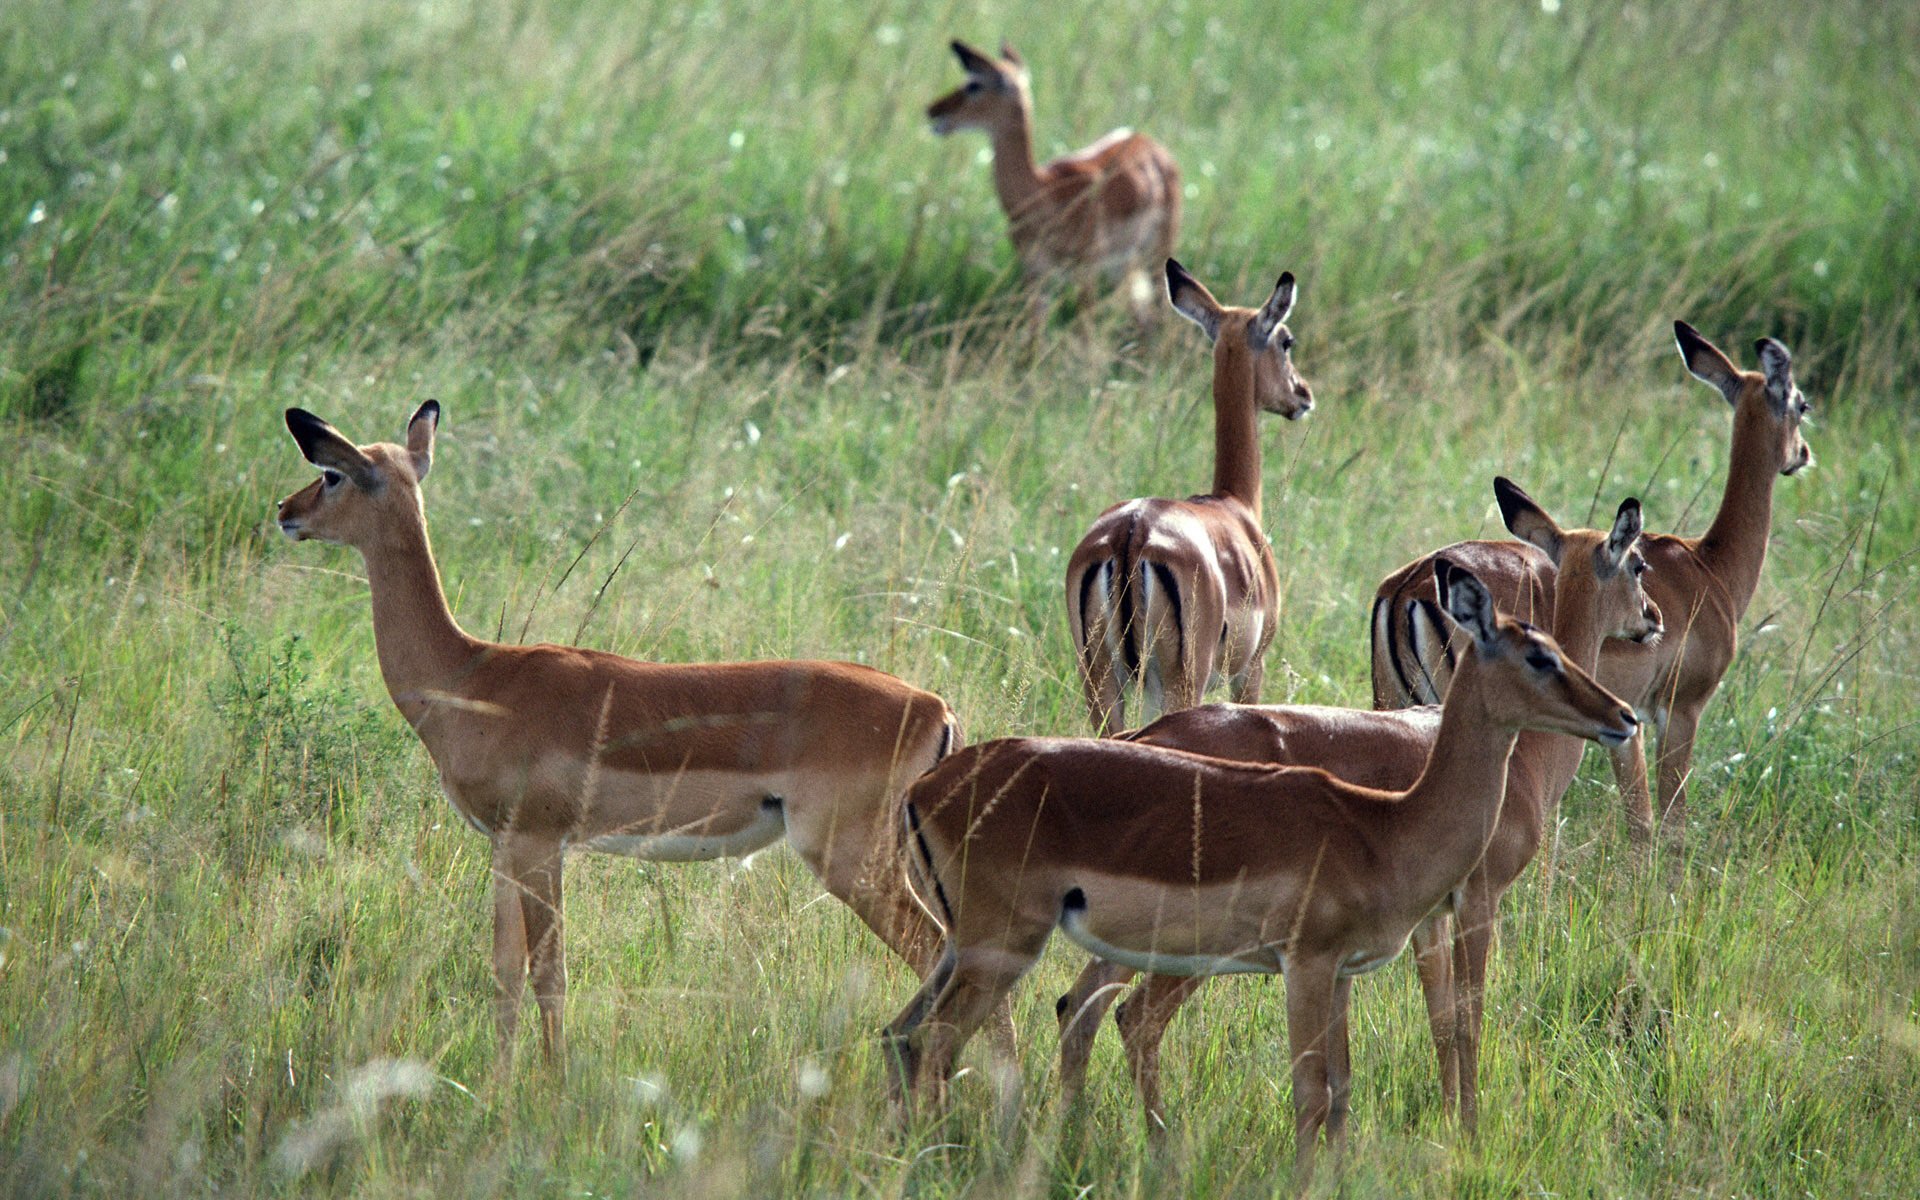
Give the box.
[2,0,1916,1195]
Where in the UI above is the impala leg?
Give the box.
[510,835,567,1067]
[915,945,1043,1109]
[1230,654,1266,706]
[1283,957,1338,1191]
[1452,879,1499,1137]
[1608,725,1655,859]
[1410,911,1460,1120]
[1325,975,1355,1153]
[1653,707,1700,858]
[1079,635,1125,736]
[884,946,956,1117]
[1056,959,1137,1107]
[1116,972,1208,1139]
[490,837,529,1062]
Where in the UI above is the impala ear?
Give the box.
[999,40,1024,71]
[951,39,997,76]
[1166,258,1222,342]
[286,408,379,489]
[1603,497,1644,569]
[1435,557,1499,652]
[406,399,440,482]
[1755,337,1795,414]
[1674,319,1743,407]
[1493,476,1563,564]
[1248,271,1297,349]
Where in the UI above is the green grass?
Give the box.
[2,0,1917,1195]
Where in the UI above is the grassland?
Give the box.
[2,0,1917,1194]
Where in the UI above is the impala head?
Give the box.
[277,401,440,548]
[1673,319,1814,476]
[1166,259,1315,419]
[1494,477,1663,645]
[1435,556,1639,747]
[927,39,1030,135]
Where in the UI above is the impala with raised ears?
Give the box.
[1370,321,1813,856]
[928,38,1179,321]
[887,562,1636,1186]
[1054,480,1662,1136]
[1066,259,1313,734]
[277,402,961,1063]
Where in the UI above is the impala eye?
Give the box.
[321,468,343,488]
[1281,334,1296,352]
[1631,556,1649,577]
[1525,649,1560,672]
[964,79,983,93]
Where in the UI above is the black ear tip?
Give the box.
[417,398,442,422]
[1165,257,1186,281]
[1277,270,1295,288]
[286,407,320,434]
[1620,496,1641,514]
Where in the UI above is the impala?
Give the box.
[886,562,1638,1185]
[1372,321,1813,854]
[1066,259,1314,734]
[277,402,960,1062]
[927,39,1180,321]
[1054,481,1662,1135]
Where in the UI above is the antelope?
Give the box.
[1053,481,1663,1136]
[1372,321,1813,855]
[1066,259,1314,734]
[927,39,1180,322]
[277,402,961,1062]
[886,562,1638,1186]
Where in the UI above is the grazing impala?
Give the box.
[887,562,1638,1186]
[1372,321,1813,854]
[1054,481,1663,1135]
[277,402,959,1062]
[927,39,1179,321]
[1066,259,1313,734]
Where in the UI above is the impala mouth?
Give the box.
[1596,712,1639,747]
[1632,625,1664,645]
[278,519,304,541]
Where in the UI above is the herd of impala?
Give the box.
[274,38,1816,1187]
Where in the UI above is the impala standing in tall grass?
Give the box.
[927,39,1180,323]
[277,402,960,1062]
[1372,322,1813,855]
[1054,481,1663,1135]
[1066,259,1314,733]
[887,563,1638,1186]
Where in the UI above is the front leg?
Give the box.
[1056,959,1136,1107]
[502,833,567,1066]
[1451,878,1500,1137]
[1654,706,1702,857]
[1410,912,1460,1119]
[1283,956,1339,1191]
[490,837,529,1063]
[1324,975,1355,1151]
[1607,725,1654,859]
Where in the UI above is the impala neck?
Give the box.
[1390,651,1521,913]
[1524,567,1610,803]
[1210,334,1262,514]
[1695,404,1779,615]
[355,499,482,722]
[987,110,1044,222]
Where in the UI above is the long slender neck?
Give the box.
[1387,652,1520,914]
[1522,566,1609,805]
[1695,403,1779,615]
[1210,334,1262,512]
[987,109,1044,220]
[355,501,481,720]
